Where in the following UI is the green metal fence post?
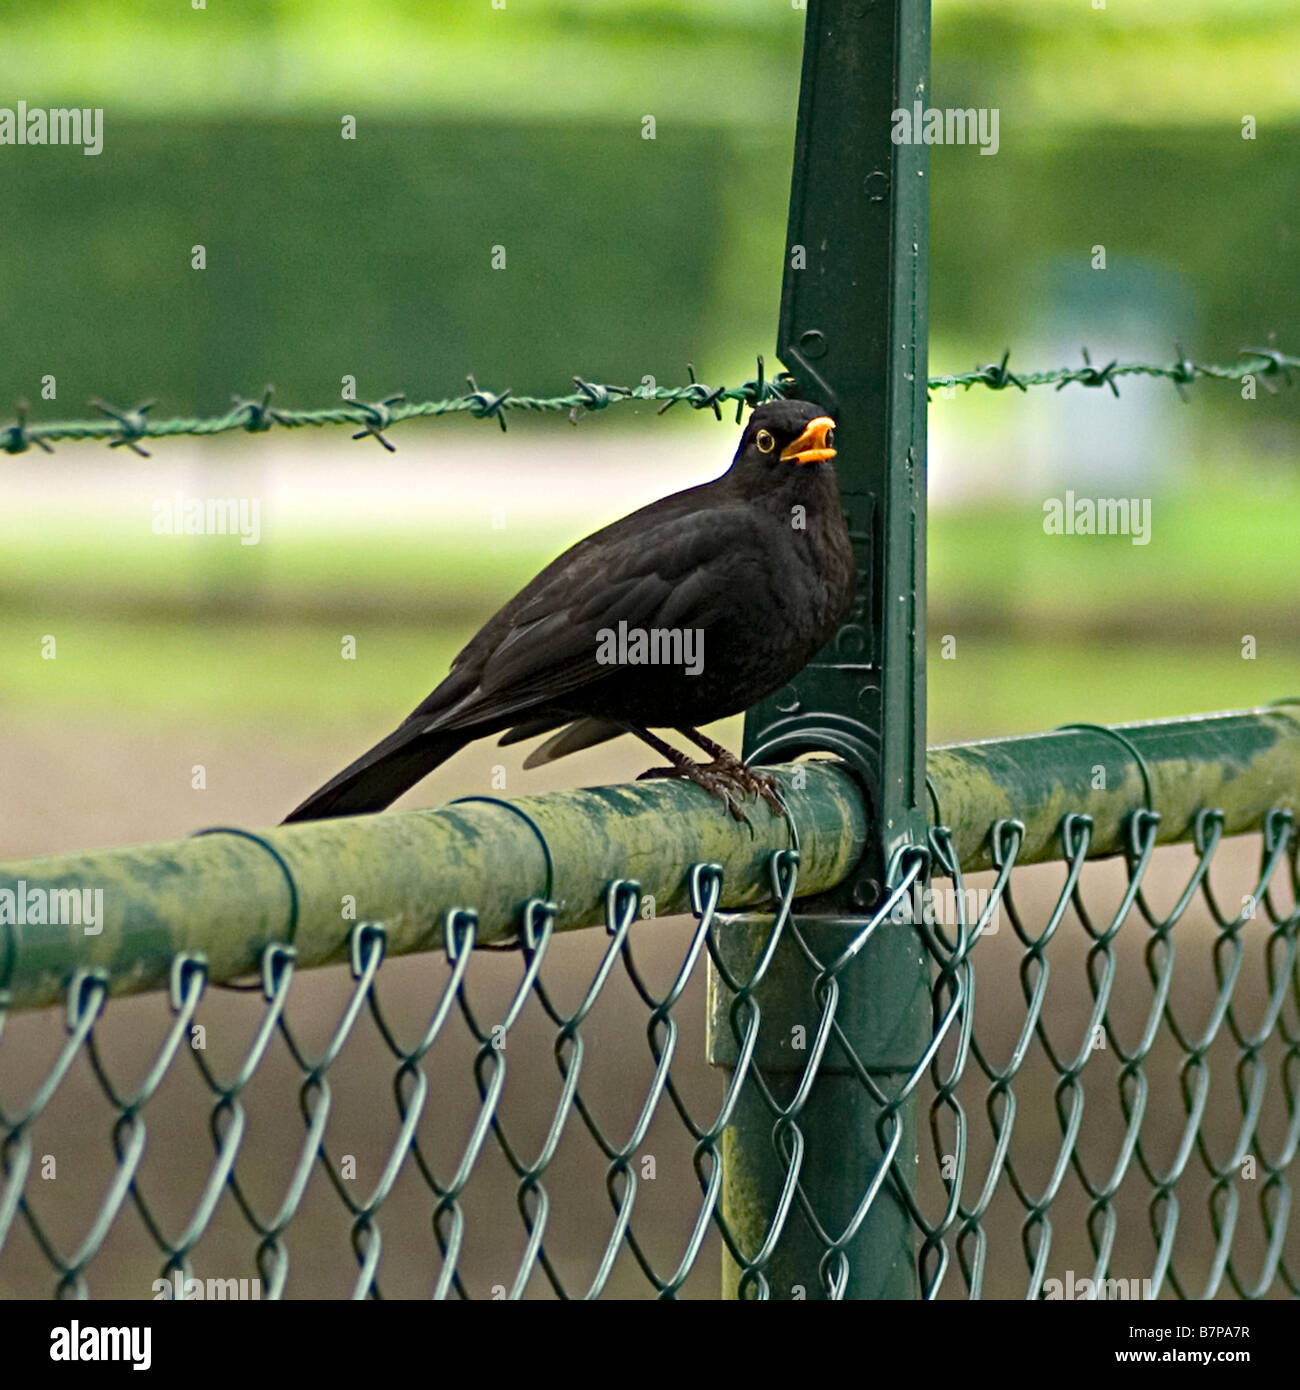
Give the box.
[709,0,932,1298]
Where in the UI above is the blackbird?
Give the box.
[283,399,853,823]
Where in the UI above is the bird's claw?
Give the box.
[737,766,785,817]
[694,745,786,818]
[637,759,780,822]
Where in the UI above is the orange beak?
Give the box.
[779,416,836,465]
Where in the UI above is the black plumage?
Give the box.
[284,399,853,823]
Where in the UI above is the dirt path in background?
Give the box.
[2,718,658,860]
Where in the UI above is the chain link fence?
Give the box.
[2,713,1296,1299]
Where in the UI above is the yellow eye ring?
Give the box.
[756,429,776,454]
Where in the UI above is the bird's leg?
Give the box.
[631,727,747,821]
[679,728,784,817]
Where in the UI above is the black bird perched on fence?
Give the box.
[284,399,853,823]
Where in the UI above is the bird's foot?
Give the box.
[676,735,785,817]
[637,758,772,822]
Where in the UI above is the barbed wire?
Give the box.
[930,343,1296,401]
[3,346,1295,455]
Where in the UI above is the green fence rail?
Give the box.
[2,706,1298,1298]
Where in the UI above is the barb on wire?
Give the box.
[3,346,1295,455]
[350,394,407,452]
[231,386,278,432]
[2,399,52,455]
[89,397,157,457]
[927,342,1299,403]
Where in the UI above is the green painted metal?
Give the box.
[929,707,1300,870]
[727,0,933,1300]
[5,706,1294,1019]
[0,762,868,1012]
[706,915,929,1298]
[744,0,930,873]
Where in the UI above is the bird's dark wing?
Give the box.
[408,496,764,733]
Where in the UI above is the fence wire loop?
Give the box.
[1057,721,1157,817]
[443,908,478,962]
[448,795,557,911]
[168,953,208,1015]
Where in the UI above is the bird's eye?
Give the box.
[824,428,835,449]
[755,429,776,454]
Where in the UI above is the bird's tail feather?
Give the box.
[518,717,627,768]
[282,723,472,823]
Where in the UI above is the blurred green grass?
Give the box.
[8,0,1298,124]
[0,518,549,619]
[931,475,1300,613]
[5,473,1297,740]
[4,475,1294,617]
[5,610,1294,745]
[0,613,471,734]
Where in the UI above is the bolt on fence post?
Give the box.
[710,0,932,1298]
